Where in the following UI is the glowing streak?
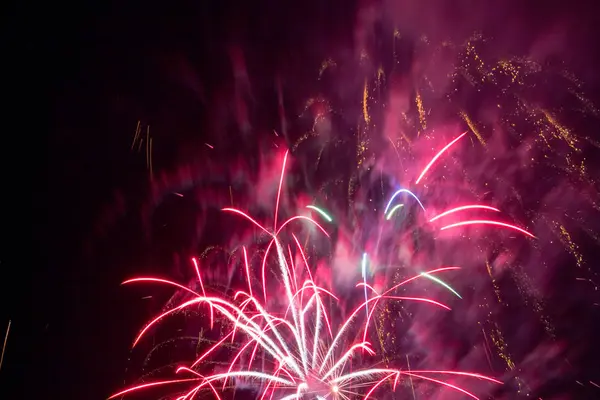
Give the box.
[322,342,374,380]
[415,131,468,184]
[0,320,10,371]
[311,294,322,369]
[385,204,404,220]
[292,234,315,285]
[357,282,379,296]
[429,204,500,222]
[384,296,451,310]
[222,208,271,235]
[402,372,478,400]
[388,136,401,160]
[363,78,370,124]
[362,253,369,316]
[242,246,253,298]
[406,370,502,383]
[332,368,399,384]
[381,267,461,296]
[261,239,278,301]
[192,257,213,329]
[190,331,234,368]
[364,373,396,400]
[276,216,330,238]
[421,273,462,298]
[384,189,426,214]
[440,220,536,238]
[287,245,298,293]
[274,150,289,231]
[306,205,333,222]
[406,355,416,400]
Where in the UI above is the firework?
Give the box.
[108,144,525,399]
[114,254,503,399]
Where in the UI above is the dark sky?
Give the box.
[4,1,600,399]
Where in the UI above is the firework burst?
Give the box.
[107,141,544,399]
[113,257,502,400]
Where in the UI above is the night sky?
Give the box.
[5,1,600,399]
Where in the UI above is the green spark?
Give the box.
[421,272,462,299]
[307,205,333,222]
[386,204,404,220]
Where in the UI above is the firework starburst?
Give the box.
[106,141,537,399]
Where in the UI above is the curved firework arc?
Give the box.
[383,188,426,215]
[379,133,536,240]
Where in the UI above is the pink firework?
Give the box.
[107,140,538,399]
[113,254,500,400]
[385,131,537,239]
